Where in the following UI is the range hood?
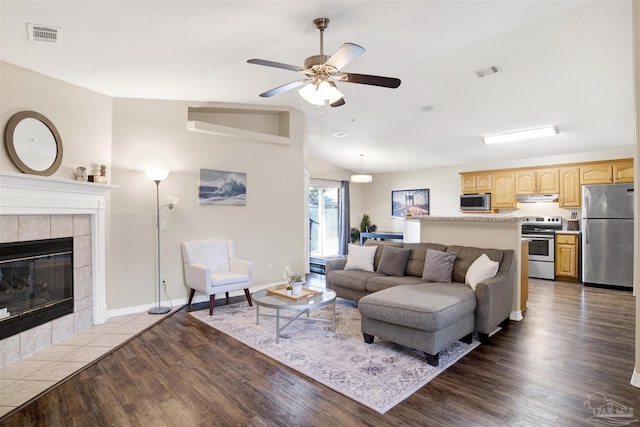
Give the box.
[517,194,559,203]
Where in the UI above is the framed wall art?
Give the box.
[198,169,247,205]
[391,188,429,217]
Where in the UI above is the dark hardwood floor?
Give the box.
[2,276,638,426]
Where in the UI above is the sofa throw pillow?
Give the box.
[376,246,412,276]
[422,249,456,282]
[465,253,500,290]
[344,244,377,272]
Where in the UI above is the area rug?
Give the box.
[189,298,479,414]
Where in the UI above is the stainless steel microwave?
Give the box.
[460,193,491,211]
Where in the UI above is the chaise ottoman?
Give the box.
[358,282,476,366]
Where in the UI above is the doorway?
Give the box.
[309,183,340,271]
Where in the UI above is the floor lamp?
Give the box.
[146,169,171,315]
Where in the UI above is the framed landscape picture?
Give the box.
[391,188,429,217]
[198,169,247,205]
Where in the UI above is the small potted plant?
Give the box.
[290,274,304,296]
[283,267,304,296]
[285,284,293,295]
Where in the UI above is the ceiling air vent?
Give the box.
[473,65,501,78]
[27,23,61,44]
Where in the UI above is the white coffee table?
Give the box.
[252,286,337,343]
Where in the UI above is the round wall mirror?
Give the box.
[4,111,63,176]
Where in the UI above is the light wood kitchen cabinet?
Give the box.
[515,168,559,194]
[515,170,536,194]
[459,158,632,214]
[492,171,516,208]
[580,163,612,184]
[558,167,581,208]
[537,169,560,193]
[612,160,634,183]
[461,173,492,194]
[555,233,579,282]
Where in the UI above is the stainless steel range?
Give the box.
[521,216,563,280]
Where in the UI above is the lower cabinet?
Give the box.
[555,233,580,282]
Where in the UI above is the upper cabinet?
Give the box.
[492,171,517,209]
[580,163,612,184]
[461,172,492,194]
[612,160,633,183]
[558,167,581,208]
[580,160,634,184]
[537,169,560,193]
[515,169,559,194]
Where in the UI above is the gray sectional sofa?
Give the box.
[325,241,515,366]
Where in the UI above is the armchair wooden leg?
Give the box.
[187,289,196,311]
[244,289,253,306]
[209,294,216,315]
[225,292,230,304]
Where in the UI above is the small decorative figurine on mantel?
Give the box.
[88,165,107,183]
[75,167,87,181]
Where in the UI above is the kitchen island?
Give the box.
[405,216,525,321]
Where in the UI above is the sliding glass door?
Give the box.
[309,184,340,257]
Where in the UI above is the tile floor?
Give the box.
[0,309,175,418]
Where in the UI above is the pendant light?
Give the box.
[351,154,372,183]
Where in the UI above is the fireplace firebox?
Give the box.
[0,237,74,341]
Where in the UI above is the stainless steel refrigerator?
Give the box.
[582,183,634,288]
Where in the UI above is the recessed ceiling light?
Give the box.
[333,131,349,138]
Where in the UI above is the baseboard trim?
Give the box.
[510,310,524,321]
[106,282,283,320]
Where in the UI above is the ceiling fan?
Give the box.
[247,17,401,107]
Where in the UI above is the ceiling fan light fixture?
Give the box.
[483,126,559,144]
[298,80,344,106]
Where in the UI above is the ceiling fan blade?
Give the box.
[324,43,365,71]
[247,59,302,73]
[339,73,401,89]
[330,98,346,107]
[259,80,310,97]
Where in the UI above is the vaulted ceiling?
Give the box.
[0,1,634,174]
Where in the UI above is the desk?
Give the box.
[360,231,403,245]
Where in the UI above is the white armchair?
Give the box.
[181,239,253,315]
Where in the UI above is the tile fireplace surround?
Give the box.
[0,171,115,368]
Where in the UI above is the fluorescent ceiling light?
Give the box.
[483,126,559,144]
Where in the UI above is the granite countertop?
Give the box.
[556,230,581,235]
[407,215,521,223]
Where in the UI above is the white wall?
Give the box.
[363,147,634,232]
[109,98,308,310]
[0,62,112,179]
